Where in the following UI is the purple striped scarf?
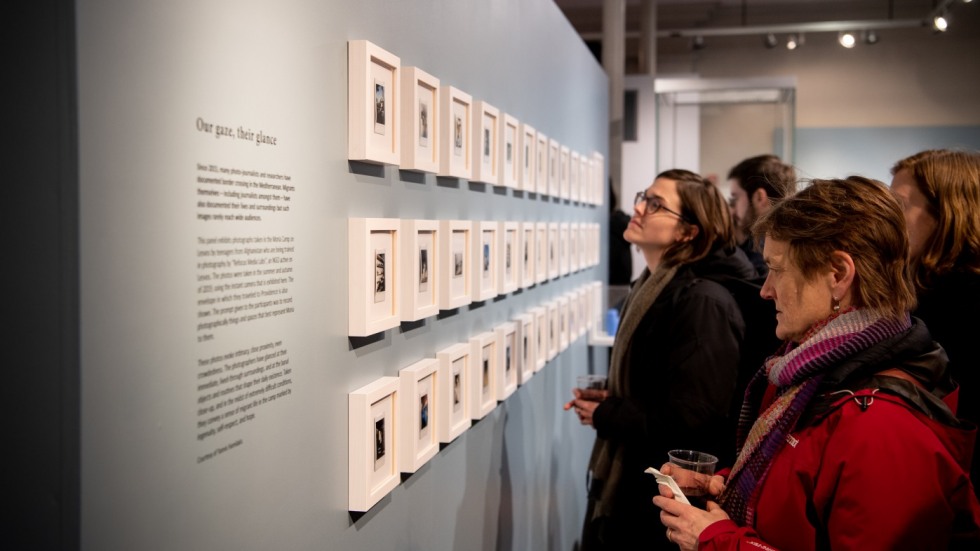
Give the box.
[718,308,911,525]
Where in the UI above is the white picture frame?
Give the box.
[401,219,439,322]
[536,131,549,197]
[436,343,472,442]
[559,145,571,200]
[497,221,519,295]
[548,139,560,197]
[570,150,581,203]
[439,219,472,310]
[348,40,400,165]
[472,100,500,186]
[399,66,439,173]
[520,222,535,290]
[547,300,559,360]
[469,331,498,420]
[472,221,498,302]
[559,294,571,352]
[439,85,472,179]
[547,222,559,280]
[349,218,400,337]
[559,222,570,277]
[569,222,580,274]
[531,306,548,371]
[495,322,519,401]
[397,358,439,473]
[499,113,519,189]
[577,287,590,338]
[514,313,535,385]
[535,222,548,284]
[518,122,536,193]
[593,151,606,206]
[348,376,400,512]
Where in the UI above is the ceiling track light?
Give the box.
[692,35,706,50]
[862,29,879,44]
[763,33,778,48]
[933,13,949,32]
[838,31,856,48]
[786,33,804,50]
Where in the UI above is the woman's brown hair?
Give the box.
[659,169,736,267]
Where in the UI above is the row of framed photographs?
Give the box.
[348,39,606,206]
[349,218,602,337]
[349,281,604,512]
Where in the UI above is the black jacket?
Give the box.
[587,245,755,549]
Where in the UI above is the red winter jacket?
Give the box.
[701,320,980,550]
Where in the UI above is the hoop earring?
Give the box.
[832,296,841,313]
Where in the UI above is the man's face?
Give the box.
[728,178,754,234]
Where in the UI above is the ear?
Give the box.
[678,222,700,243]
[751,188,769,211]
[829,250,856,302]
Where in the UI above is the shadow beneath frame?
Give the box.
[349,332,386,351]
[437,308,460,320]
[467,181,487,193]
[399,319,426,333]
[398,169,427,185]
[492,185,508,197]
[436,176,462,189]
[348,160,386,178]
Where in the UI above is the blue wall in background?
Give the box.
[795,126,980,183]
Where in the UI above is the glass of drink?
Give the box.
[576,374,607,391]
[667,449,718,509]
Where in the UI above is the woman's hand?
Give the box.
[653,494,730,551]
[562,387,608,427]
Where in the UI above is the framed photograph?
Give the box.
[348,376,400,512]
[514,313,535,385]
[548,139,560,197]
[401,219,439,322]
[436,343,472,442]
[569,222,580,274]
[535,222,548,284]
[397,358,439,473]
[559,294,571,352]
[497,221,519,295]
[472,100,500,186]
[570,150,581,203]
[499,113,519,189]
[547,300,559,360]
[559,145,571,200]
[349,218,400,337]
[471,221,498,302]
[577,287,590,338]
[469,331,498,420]
[348,40,400,165]
[438,219,472,310]
[531,306,548,371]
[593,151,606,206]
[495,322,519,401]
[547,222,559,281]
[399,66,439,173]
[590,223,600,267]
[439,85,472,179]
[578,153,589,204]
[536,132,550,197]
[518,123,536,193]
[559,222,570,277]
[520,222,535,290]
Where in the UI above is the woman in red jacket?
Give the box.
[653,176,980,550]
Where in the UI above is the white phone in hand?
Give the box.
[645,467,691,505]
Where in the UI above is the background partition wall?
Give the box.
[12,1,609,550]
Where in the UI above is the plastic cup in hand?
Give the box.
[576,374,607,391]
[667,449,718,508]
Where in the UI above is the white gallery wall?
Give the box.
[76,1,608,550]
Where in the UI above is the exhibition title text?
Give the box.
[196,117,278,147]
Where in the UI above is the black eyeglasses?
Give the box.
[634,191,691,223]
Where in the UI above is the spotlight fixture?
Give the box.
[933,14,949,32]
[763,33,778,49]
[692,35,706,50]
[786,33,802,50]
[862,29,879,45]
[838,31,856,48]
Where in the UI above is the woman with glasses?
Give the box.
[565,169,757,551]
[653,177,980,550]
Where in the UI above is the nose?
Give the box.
[633,198,645,216]
[760,273,774,300]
